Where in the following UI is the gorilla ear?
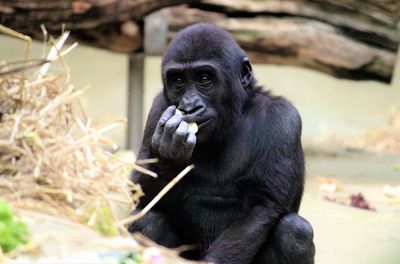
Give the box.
[240,57,253,88]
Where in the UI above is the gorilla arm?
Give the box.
[205,100,304,264]
[129,94,188,246]
[205,204,282,264]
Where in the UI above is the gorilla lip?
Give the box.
[184,114,213,127]
[197,118,212,129]
[175,109,199,133]
[176,108,212,132]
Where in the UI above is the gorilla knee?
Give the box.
[275,214,314,257]
[278,214,314,242]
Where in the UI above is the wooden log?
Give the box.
[163,5,397,82]
[0,0,196,53]
[163,2,399,83]
[0,0,398,82]
[194,0,400,51]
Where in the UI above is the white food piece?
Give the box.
[175,109,183,116]
[188,122,199,134]
[175,108,198,134]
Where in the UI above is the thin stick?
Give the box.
[8,113,22,143]
[0,58,47,69]
[132,163,158,178]
[65,84,90,101]
[76,97,88,124]
[117,165,194,226]
[36,31,70,77]
[60,42,78,58]
[173,244,198,253]
[0,24,31,61]
[95,119,127,135]
[40,24,48,58]
[0,60,50,77]
[135,158,159,165]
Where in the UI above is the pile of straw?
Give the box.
[0,31,142,233]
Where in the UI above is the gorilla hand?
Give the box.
[151,105,197,162]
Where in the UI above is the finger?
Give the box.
[151,132,161,151]
[163,114,183,137]
[159,115,183,156]
[173,121,189,146]
[158,105,176,127]
[185,132,197,149]
[152,106,176,149]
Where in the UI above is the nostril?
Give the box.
[187,105,204,114]
[178,105,204,115]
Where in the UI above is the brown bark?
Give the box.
[0,0,398,82]
[0,0,195,52]
[163,5,397,82]
[195,0,400,51]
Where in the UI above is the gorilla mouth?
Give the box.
[184,116,213,132]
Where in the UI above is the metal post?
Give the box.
[127,52,144,153]
[127,10,167,153]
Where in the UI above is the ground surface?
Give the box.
[301,151,400,264]
[7,152,400,263]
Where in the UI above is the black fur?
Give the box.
[129,23,315,264]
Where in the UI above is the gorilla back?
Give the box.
[129,23,315,264]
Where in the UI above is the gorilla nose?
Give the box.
[181,105,204,115]
[178,96,206,116]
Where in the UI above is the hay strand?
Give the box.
[118,165,194,226]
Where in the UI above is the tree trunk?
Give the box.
[0,0,398,83]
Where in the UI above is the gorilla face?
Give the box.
[161,24,252,143]
[163,60,221,142]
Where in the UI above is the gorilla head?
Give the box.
[161,23,254,143]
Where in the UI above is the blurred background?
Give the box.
[1,0,399,263]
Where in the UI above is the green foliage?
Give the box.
[394,164,400,172]
[0,199,29,253]
[19,131,43,148]
[120,251,142,264]
[84,207,118,237]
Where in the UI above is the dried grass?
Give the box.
[343,108,400,153]
[0,31,143,234]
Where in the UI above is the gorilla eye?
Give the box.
[198,74,213,87]
[172,76,185,90]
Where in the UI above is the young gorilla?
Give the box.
[129,23,315,264]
